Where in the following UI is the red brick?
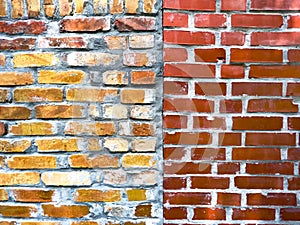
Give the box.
[232,82,282,96]
[163,115,187,129]
[163,207,187,220]
[248,99,298,113]
[251,0,300,10]
[251,32,300,46]
[163,0,216,11]
[232,14,282,28]
[0,20,46,35]
[219,133,241,146]
[218,162,240,174]
[246,162,294,175]
[195,82,226,96]
[164,48,187,62]
[288,49,300,62]
[191,177,230,189]
[193,116,226,129]
[219,100,242,113]
[221,0,246,11]
[235,176,283,189]
[164,192,211,205]
[288,148,300,160]
[221,65,244,79]
[164,98,214,113]
[288,178,300,190]
[164,147,187,160]
[164,30,215,45]
[288,15,300,28]
[247,193,297,206]
[281,208,300,221]
[232,117,283,130]
[232,148,281,160]
[164,64,215,78]
[115,17,155,31]
[232,208,275,220]
[288,117,300,130]
[60,17,110,32]
[165,162,211,175]
[194,14,227,28]
[250,65,300,78]
[164,81,188,95]
[163,12,188,27]
[221,32,245,46]
[231,49,283,63]
[191,148,226,160]
[246,133,296,146]
[164,132,211,145]
[194,49,226,62]
[217,193,241,206]
[193,208,226,220]
[164,177,186,190]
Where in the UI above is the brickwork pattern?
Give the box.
[163,0,300,224]
[0,0,162,224]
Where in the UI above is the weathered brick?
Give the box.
[103,105,127,119]
[0,172,40,185]
[11,189,56,202]
[0,139,31,153]
[69,154,119,168]
[122,154,156,168]
[66,88,118,102]
[67,52,119,66]
[0,38,35,51]
[35,105,85,119]
[10,122,56,136]
[121,89,155,104]
[14,88,63,102]
[130,106,154,120]
[38,37,88,49]
[60,17,110,32]
[115,17,156,31]
[130,170,157,185]
[123,52,155,67]
[8,156,57,169]
[104,138,129,152]
[58,0,72,16]
[36,138,83,152]
[103,71,128,85]
[0,90,9,103]
[129,35,154,49]
[0,205,38,217]
[132,139,156,152]
[103,170,127,185]
[104,36,127,50]
[14,53,59,67]
[93,0,108,14]
[42,172,91,186]
[0,72,33,86]
[74,189,121,202]
[65,121,116,136]
[0,54,5,66]
[21,222,61,225]
[42,204,89,218]
[0,20,46,35]
[110,0,123,14]
[26,0,40,17]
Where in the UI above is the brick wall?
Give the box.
[163,0,300,224]
[0,0,162,224]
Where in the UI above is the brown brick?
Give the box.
[36,138,82,152]
[122,154,156,168]
[115,17,156,31]
[74,189,121,202]
[0,172,40,186]
[135,204,152,217]
[14,53,59,68]
[65,121,115,136]
[0,38,36,51]
[0,72,33,86]
[69,154,119,168]
[0,205,38,217]
[42,172,91,186]
[35,105,85,119]
[0,140,31,153]
[12,0,24,18]
[66,88,118,102]
[8,156,57,169]
[10,122,56,136]
[60,17,110,32]
[14,88,63,102]
[42,204,89,218]
[12,189,56,202]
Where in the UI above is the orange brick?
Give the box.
[0,205,37,217]
[74,189,121,202]
[121,89,155,103]
[42,204,89,218]
[38,70,85,84]
[0,172,40,185]
[125,0,138,13]
[104,36,127,50]
[10,122,56,136]
[0,0,6,16]
[0,139,31,153]
[36,138,83,152]
[110,0,123,14]
[0,106,31,119]
[131,71,155,84]
[14,88,63,102]
[11,189,56,202]
[0,72,33,86]
[69,154,119,168]
[122,154,156,168]
[65,121,115,136]
[66,88,118,102]
[12,0,24,18]
[8,156,57,169]
[35,105,85,119]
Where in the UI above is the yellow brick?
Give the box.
[41,172,91,186]
[65,121,116,136]
[44,5,55,17]
[0,172,40,185]
[36,138,83,152]
[0,139,31,153]
[122,154,156,168]
[0,0,6,17]
[110,0,123,14]
[121,89,155,104]
[104,138,128,152]
[21,222,61,225]
[125,0,138,13]
[69,154,119,168]
[75,189,121,202]
[35,105,85,119]
[14,53,59,68]
[38,70,85,84]
[59,0,72,16]
[104,36,127,50]
[126,189,146,201]
[12,0,24,18]
[14,88,63,102]
[0,106,31,119]
[66,88,118,102]
[10,122,56,136]
[0,72,34,86]
[75,0,84,13]
[0,189,8,201]
[93,0,107,14]
[144,0,155,13]
[26,0,40,17]
[8,156,57,169]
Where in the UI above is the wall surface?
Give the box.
[0,0,163,224]
[163,0,300,224]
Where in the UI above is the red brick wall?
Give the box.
[163,0,300,223]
